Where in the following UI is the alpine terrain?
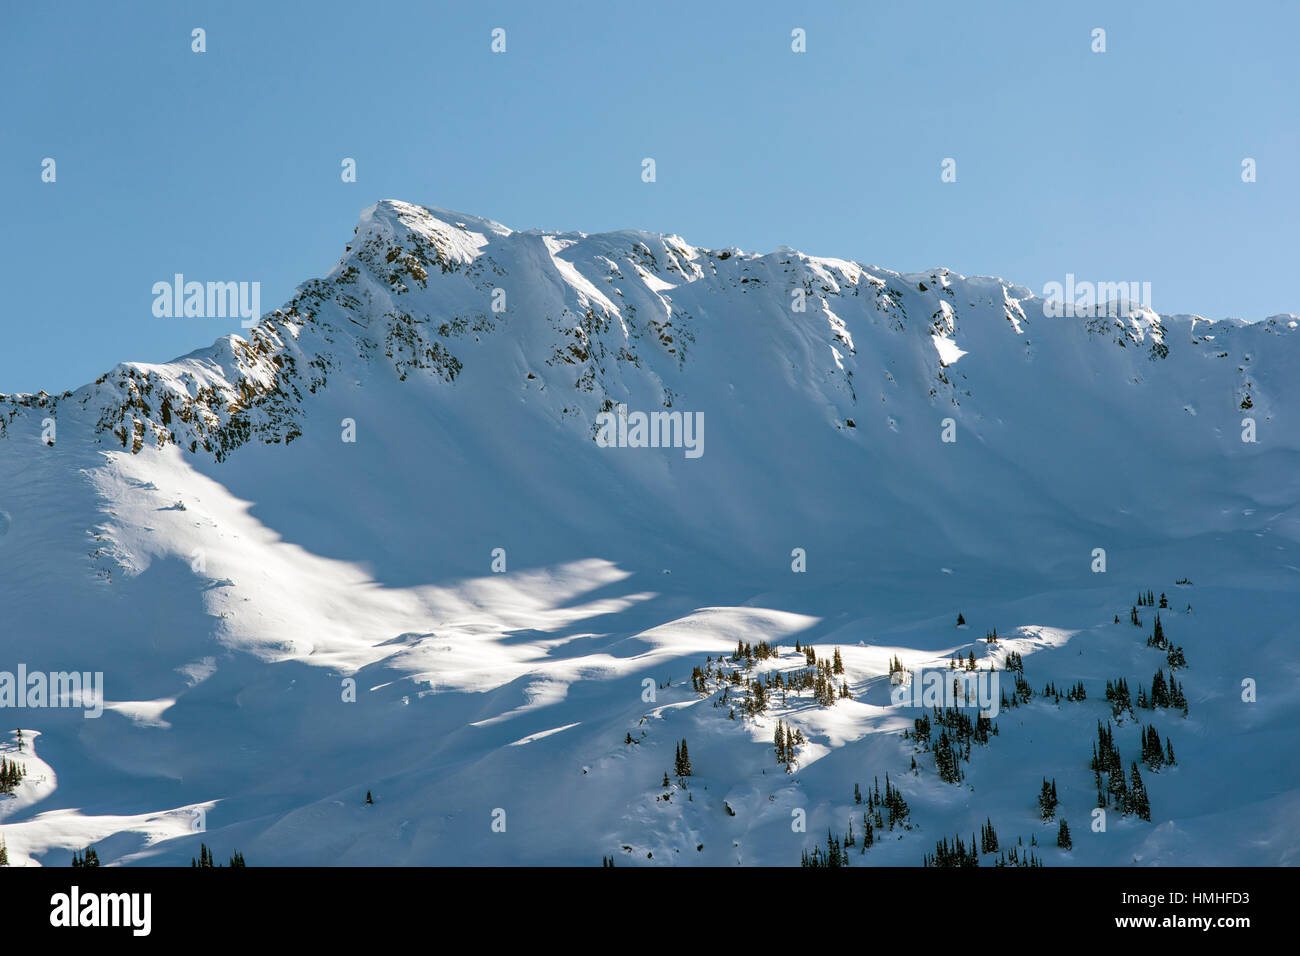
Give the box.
[1,199,1297,867]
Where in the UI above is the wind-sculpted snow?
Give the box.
[0,201,1298,866]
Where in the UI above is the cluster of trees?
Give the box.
[731,639,779,665]
[692,644,852,715]
[948,650,981,671]
[985,627,999,644]
[801,829,852,867]
[1140,724,1176,770]
[1040,680,1086,703]
[888,654,907,684]
[980,817,1000,853]
[0,756,25,796]
[934,731,964,783]
[71,847,101,867]
[929,819,1063,867]
[689,665,708,693]
[793,647,848,706]
[1138,668,1188,714]
[191,843,247,867]
[994,845,1044,867]
[905,707,997,783]
[1105,677,1134,718]
[1135,589,1166,608]
[773,719,804,770]
[803,776,915,866]
[856,812,878,849]
[999,673,1034,711]
[923,833,980,867]
[1146,617,1187,669]
[855,774,910,829]
[1090,721,1152,820]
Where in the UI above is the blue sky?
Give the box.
[2,0,1296,394]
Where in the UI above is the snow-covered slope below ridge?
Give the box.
[0,200,1298,867]
[4,198,1299,579]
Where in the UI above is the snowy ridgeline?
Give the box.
[0,201,1296,866]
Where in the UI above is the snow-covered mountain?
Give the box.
[1,199,1297,866]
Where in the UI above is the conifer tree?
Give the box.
[1038,778,1058,820]
[1056,819,1072,850]
[674,739,692,777]
[1128,762,1151,820]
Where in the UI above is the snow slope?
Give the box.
[0,200,1297,866]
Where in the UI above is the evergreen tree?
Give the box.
[1057,819,1072,850]
[957,613,966,626]
[191,843,215,868]
[1128,762,1151,821]
[673,739,692,777]
[1038,778,1058,820]
[980,818,999,854]
[934,730,963,784]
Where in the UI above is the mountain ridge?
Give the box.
[2,199,1295,462]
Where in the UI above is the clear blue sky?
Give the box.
[2,0,1296,394]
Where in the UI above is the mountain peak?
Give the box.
[2,201,1295,472]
